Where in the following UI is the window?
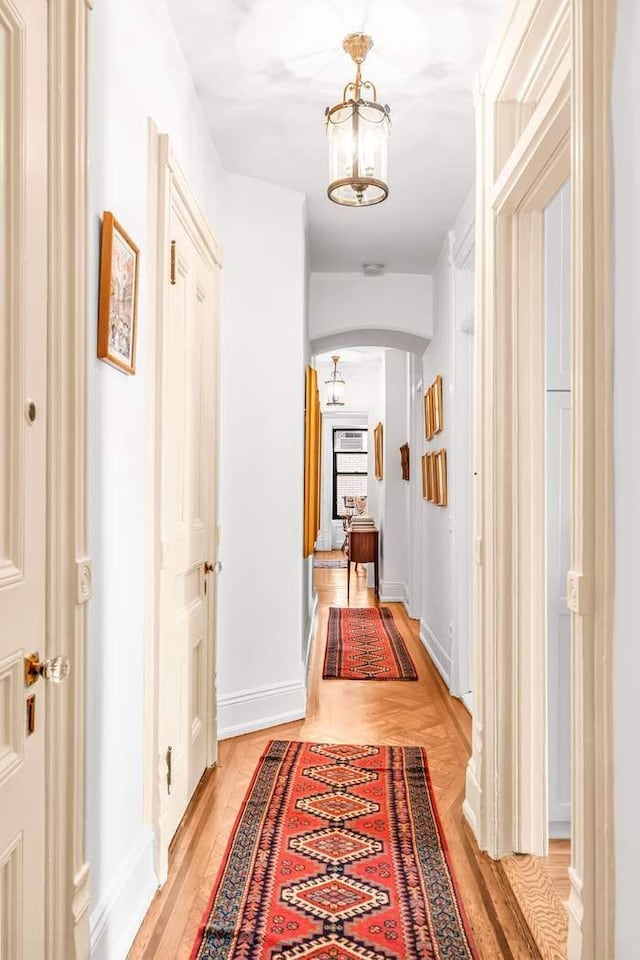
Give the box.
[333,429,368,520]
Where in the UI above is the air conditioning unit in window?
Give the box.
[334,430,367,453]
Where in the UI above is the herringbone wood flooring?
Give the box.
[128,556,564,959]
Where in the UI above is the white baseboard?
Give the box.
[419,620,452,686]
[218,679,306,740]
[379,580,409,608]
[89,826,156,960]
[461,691,473,714]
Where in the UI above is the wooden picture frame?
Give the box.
[424,388,434,440]
[97,211,139,374]
[400,443,410,481]
[427,453,437,502]
[374,422,383,480]
[303,367,322,557]
[421,454,429,499]
[435,449,448,507]
[431,375,444,434]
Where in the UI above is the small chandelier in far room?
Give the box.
[325,33,391,207]
[325,355,346,406]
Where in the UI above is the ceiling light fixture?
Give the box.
[325,355,346,406]
[325,33,391,207]
[363,263,385,276]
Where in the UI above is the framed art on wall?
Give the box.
[97,211,140,374]
[400,443,410,481]
[424,388,434,440]
[431,375,443,434]
[374,422,384,480]
[435,449,448,507]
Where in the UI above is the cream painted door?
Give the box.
[0,0,48,956]
[158,181,219,847]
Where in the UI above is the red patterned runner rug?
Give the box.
[323,607,418,681]
[191,741,478,960]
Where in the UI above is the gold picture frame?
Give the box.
[424,388,434,440]
[400,443,410,481]
[428,453,437,502]
[97,211,139,374]
[374,422,384,479]
[303,367,322,557]
[421,454,428,499]
[431,374,443,435]
[435,449,448,507]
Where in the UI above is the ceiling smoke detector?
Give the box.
[363,263,385,277]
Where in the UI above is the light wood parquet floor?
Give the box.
[128,553,568,960]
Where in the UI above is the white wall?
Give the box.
[87,2,225,957]
[418,238,455,685]
[217,174,307,738]
[612,4,640,955]
[310,273,433,353]
[379,351,410,604]
[87,3,307,957]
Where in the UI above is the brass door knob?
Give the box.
[24,653,71,687]
[204,560,222,575]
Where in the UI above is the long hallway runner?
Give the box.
[190,740,478,960]
[323,607,418,681]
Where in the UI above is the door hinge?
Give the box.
[170,240,176,285]
[166,745,172,794]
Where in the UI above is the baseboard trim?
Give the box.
[419,620,452,686]
[89,826,156,960]
[379,581,409,606]
[218,679,306,740]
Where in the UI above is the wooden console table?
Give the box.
[346,528,379,602]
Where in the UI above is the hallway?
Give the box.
[131,558,554,960]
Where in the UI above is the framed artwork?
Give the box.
[424,388,434,440]
[427,452,436,502]
[435,449,448,507]
[400,443,410,481]
[303,367,322,557]
[97,211,139,374]
[431,375,444,434]
[374,422,384,480]
[421,454,429,499]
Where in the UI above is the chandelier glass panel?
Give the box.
[326,34,391,207]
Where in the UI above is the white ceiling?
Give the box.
[166,0,503,273]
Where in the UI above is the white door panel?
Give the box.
[0,0,48,955]
[159,188,219,845]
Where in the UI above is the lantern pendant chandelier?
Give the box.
[325,355,346,406]
[325,33,391,207]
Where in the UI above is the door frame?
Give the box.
[47,1,91,957]
[144,125,222,882]
[464,1,615,958]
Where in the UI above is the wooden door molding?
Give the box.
[465,1,615,957]
[144,126,222,882]
[46,1,92,958]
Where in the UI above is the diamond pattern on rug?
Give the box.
[296,791,380,823]
[282,875,390,922]
[304,763,377,788]
[289,827,383,865]
[323,607,418,681]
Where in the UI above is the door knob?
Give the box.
[204,560,222,574]
[24,653,71,687]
